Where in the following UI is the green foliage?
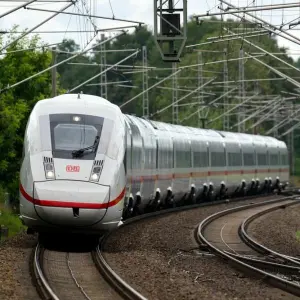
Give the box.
[296,230,300,243]
[294,157,300,176]
[0,205,25,239]
[0,26,55,200]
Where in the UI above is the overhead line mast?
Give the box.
[154,0,187,62]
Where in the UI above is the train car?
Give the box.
[19,94,289,235]
[19,94,126,234]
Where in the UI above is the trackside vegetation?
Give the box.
[0,187,25,240]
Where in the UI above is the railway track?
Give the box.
[31,191,297,300]
[240,205,300,266]
[196,195,300,297]
[32,237,146,300]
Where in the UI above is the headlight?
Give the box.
[46,171,55,179]
[90,173,99,181]
[89,160,104,182]
[43,158,56,180]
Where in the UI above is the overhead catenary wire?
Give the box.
[0,31,126,93]
[67,49,140,92]
[220,0,300,45]
[120,68,183,108]
[0,1,74,53]
[25,5,144,25]
[150,78,216,118]
[194,2,300,18]
[208,93,260,125]
[231,96,281,129]
[180,87,238,123]
[0,0,38,19]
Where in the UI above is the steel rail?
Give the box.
[240,203,300,267]
[93,241,147,300]
[196,196,300,297]
[33,243,60,300]
[225,252,300,274]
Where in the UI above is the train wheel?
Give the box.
[207,191,215,202]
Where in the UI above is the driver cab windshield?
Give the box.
[49,113,104,160]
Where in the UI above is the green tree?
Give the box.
[0,27,54,200]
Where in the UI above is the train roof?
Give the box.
[31,93,122,118]
[31,94,286,150]
[124,115,286,149]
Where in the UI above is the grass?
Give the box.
[0,204,25,239]
[296,231,300,243]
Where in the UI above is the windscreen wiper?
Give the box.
[72,136,100,158]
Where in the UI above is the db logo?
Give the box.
[66,165,80,172]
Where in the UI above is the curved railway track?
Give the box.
[196,196,300,297]
[33,238,146,300]
[240,206,300,267]
[31,191,298,300]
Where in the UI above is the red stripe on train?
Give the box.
[19,183,125,209]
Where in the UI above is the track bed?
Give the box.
[104,195,296,300]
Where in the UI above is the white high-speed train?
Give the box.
[19,93,289,234]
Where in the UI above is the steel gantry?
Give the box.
[172,62,179,124]
[223,48,229,131]
[100,34,107,99]
[153,0,187,62]
[142,46,149,118]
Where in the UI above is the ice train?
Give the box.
[19,93,289,234]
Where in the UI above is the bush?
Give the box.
[0,205,25,239]
[0,185,25,239]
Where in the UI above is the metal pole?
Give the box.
[238,48,245,132]
[253,81,260,134]
[273,95,279,138]
[172,62,178,124]
[51,47,57,97]
[142,46,149,118]
[100,34,107,99]
[198,51,203,127]
[223,48,229,131]
[288,102,295,176]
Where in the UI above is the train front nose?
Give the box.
[33,180,110,227]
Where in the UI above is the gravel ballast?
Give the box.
[104,196,297,300]
[0,232,38,300]
[248,202,300,257]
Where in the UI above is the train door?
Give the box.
[124,121,132,198]
[223,142,227,188]
[125,117,143,199]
